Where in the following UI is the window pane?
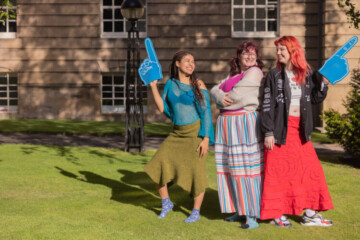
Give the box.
[9,92,17,98]
[115,87,124,92]
[245,20,254,31]
[103,9,113,19]
[268,6,277,18]
[257,0,265,4]
[234,20,243,31]
[0,100,7,106]
[114,92,123,98]
[256,8,265,19]
[137,21,146,32]
[256,20,265,31]
[114,100,124,106]
[9,100,17,106]
[103,0,112,6]
[234,0,243,5]
[102,92,112,98]
[268,20,277,31]
[103,22,113,32]
[102,86,112,92]
[102,76,112,85]
[0,23,6,32]
[0,77,7,84]
[9,86,17,91]
[245,8,254,19]
[0,92,7,97]
[0,87,6,91]
[115,0,123,6]
[114,21,124,32]
[245,0,254,4]
[233,8,243,19]
[8,22,16,32]
[114,76,124,84]
[9,77,17,84]
[115,9,123,19]
[9,10,16,19]
[102,99,113,106]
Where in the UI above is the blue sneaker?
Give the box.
[241,217,259,229]
[301,213,333,227]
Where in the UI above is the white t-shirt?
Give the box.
[285,70,301,106]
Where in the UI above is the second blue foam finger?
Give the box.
[145,38,158,62]
[334,36,358,57]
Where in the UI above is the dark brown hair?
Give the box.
[169,50,203,102]
[229,41,264,76]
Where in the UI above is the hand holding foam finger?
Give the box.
[138,38,163,86]
[319,36,358,85]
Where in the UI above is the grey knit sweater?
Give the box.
[210,67,264,112]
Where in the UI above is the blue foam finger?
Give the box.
[138,38,163,86]
[319,36,358,85]
[334,36,358,57]
[145,38,158,62]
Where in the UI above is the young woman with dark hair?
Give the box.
[260,36,334,227]
[144,50,214,223]
[210,41,265,229]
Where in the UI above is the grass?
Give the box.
[0,119,333,143]
[0,144,359,240]
[0,119,172,136]
[311,132,335,144]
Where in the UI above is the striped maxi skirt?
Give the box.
[215,110,264,218]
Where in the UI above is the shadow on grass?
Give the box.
[118,169,223,220]
[55,166,223,220]
[55,166,161,216]
[318,154,360,169]
[20,145,80,165]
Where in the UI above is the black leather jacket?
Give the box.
[261,66,328,145]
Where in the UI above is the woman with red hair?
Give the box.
[260,36,334,227]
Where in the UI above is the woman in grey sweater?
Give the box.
[210,41,264,229]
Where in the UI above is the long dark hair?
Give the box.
[169,50,203,102]
[229,41,264,76]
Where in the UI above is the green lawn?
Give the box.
[0,144,358,240]
[0,119,172,136]
[0,119,333,143]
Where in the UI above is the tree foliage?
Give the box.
[0,0,15,26]
[323,69,360,159]
[338,0,360,29]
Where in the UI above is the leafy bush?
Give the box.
[323,68,360,159]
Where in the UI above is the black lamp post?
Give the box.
[121,0,145,152]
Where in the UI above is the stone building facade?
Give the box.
[0,0,359,125]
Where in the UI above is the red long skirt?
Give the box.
[260,116,334,220]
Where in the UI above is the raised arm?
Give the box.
[150,79,172,119]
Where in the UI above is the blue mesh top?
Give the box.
[162,78,215,145]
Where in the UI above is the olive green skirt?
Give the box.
[144,120,208,198]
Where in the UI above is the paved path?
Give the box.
[0,132,345,155]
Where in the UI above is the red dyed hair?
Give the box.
[274,36,311,85]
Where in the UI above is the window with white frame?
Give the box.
[0,0,16,38]
[0,73,18,112]
[232,0,278,38]
[101,74,148,113]
[101,0,147,38]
